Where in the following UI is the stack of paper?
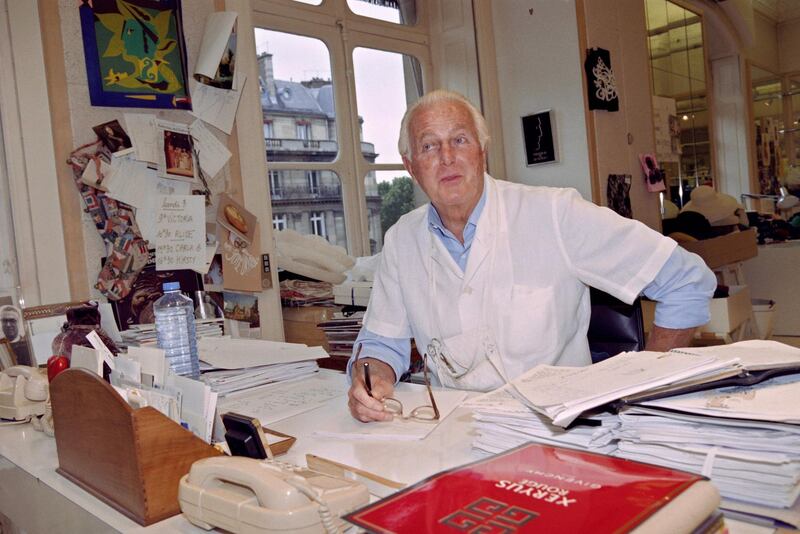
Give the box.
[463,385,618,456]
[317,312,363,359]
[198,337,327,396]
[120,318,224,347]
[510,350,740,427]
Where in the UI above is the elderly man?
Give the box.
[348,90,716,422]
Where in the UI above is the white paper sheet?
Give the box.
[189,74,246,134]
[123,113,159,164]
[71,345,103,376]
[135,179,192,244]
[126,346,167,387]
[190,119,232,178]
[194,12,238,81]
[198,336,327,369]
[155,195,206,271]
[104,158,157,208]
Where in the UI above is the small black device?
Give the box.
[221,412,270,460]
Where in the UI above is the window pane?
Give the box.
[366,171,417,254]
[347,0,417,26]
[269,170,347,248]
[255,29,337,162]
[353,47,422,165]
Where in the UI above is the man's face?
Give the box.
[403,100,485,213]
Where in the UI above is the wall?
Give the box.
[490,0,592,199]
[579,0,662,230]
[778,18,800,73]
[749,11,779,71]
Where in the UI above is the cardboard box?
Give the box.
[282,305,340,350]
[678,229,757,269]
[642,285,752,335]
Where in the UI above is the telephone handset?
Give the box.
[179,456,369,533]
[0,365,48,421]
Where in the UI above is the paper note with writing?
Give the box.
[190,119,231,179]
[155,195,206,271]
[123,113,159,164]
[134,179,192,244]
[218,375,346,426]
[189,74,246,134]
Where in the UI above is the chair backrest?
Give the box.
[588,287,645,363]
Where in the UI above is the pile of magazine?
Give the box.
[467,340,800,528]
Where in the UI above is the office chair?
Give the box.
[587,287,645,364]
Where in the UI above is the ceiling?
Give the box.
[752,0,800,23]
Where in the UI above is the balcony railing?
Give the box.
[269,184,342,200]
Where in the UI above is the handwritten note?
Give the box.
[155,195,206,271]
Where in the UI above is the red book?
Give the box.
[345,443,720,533]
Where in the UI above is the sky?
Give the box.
[254,2,413,183]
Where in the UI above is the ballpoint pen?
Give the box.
[363,361,372,398]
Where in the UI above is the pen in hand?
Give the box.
[363,362,373,398]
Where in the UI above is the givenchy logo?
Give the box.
[439,497,538,533]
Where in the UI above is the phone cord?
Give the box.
[288,481,340,534]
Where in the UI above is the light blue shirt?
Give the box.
[348,189,715,382]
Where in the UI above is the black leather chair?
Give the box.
[587,287,646,363]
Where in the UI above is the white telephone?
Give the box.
[179,456,369,534]
[0,365,48,421]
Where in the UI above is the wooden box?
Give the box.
[50,369,220,526]
[678,229,757,269]
[282,305,340,351]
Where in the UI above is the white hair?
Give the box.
[398,90,490,160]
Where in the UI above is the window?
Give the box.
[296,122,311,140]
[306,170,320,195]
[269,170,282,198]
[253,0,430,256]
[264,121,274,139]
[273,214,287,230]
[310,211,326,238]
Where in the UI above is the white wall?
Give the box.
[490,0,591,198]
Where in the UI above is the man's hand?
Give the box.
[348,358,397,423]
[646,325,697,352]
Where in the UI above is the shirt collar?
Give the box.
[427,182,488,238]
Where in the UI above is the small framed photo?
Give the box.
[522,110,558,166]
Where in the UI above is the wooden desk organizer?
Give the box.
[50,368,221,526]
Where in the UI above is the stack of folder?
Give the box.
[465,340,800,528]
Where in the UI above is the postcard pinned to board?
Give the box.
[222,222,262,293]
[216,193,256,245]
[156,120,198,183]
[195,12,238,90]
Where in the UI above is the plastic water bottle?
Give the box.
[154,282,200,379]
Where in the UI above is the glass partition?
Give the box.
[645,0,711,208]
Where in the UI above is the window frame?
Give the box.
[273,213,288,230]
[309,210,327,237]
[252,0,432,257]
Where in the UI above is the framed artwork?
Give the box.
[79,0,191,109]
[522,110,558,166]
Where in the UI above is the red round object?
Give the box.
[47,355,70,382]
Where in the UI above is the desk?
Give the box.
[0,371,778,533]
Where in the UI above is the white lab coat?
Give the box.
[364,174,676,391]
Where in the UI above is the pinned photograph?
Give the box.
[222,290,260,328]
[80,157,113,192]
[204,253,223,291]
[639,153,666,193]
[157,120,197,182]
[194,12,238,90]
[216,193,256,244]
[93,119,134,156]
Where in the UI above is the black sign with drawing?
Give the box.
[522,110,557,166]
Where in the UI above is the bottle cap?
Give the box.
[162,281,181,291]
